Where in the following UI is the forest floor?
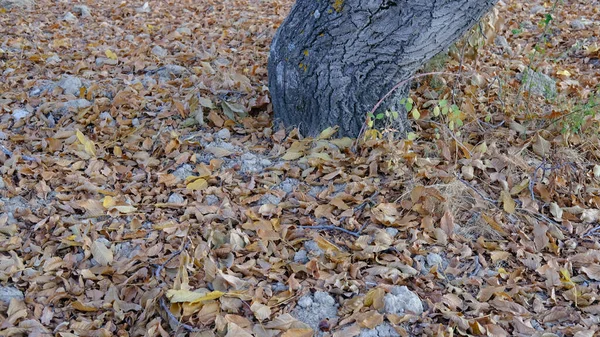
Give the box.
[1,0,600,336]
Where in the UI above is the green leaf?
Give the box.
[433,106,440,117]
[439,100,447,108]
[411,108,420,120]
[407,132,417,140]
[391,110,399,119]
[375,113,385,120]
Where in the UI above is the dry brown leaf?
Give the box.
[91,240,113,266]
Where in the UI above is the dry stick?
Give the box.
[298,225,361,237]
[300,191,379,237]
[154,241,202,333]
[455,174,497,204]
[354,71,464,148]
[529,160,577,202]
[1,144,39,162]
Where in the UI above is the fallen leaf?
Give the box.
[91,240,113,266]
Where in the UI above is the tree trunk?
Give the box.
[268,0,498,138]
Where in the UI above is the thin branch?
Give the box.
[455,174,498,204]
[153,240,202,333]
[298,225,361,237]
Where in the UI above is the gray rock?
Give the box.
[0,177,5,189]
[3,68,14,76]
[359,322,400,337]
[304,240,324,257]
[176,27,192,35]
[278,178,300,194]
[0,0,34,9]
[46,55,61,64]
[58,75,83,96]
[205,195,219,206]
[530,5,545,14]
[216,128,231,141]
[62,12,77,21]
[12,108,30,121]
[99,111,114,122]
[168,193,184,204]
[135,2,150,13]
[293,292,338,337]
[293,249,309,264]
[172,164,194,182]
[151,45,168,58]
[386,228,399,238]
[426,253,443,269]
[73,4,91,17]
[239,152,272,173]
[494,35,512,54]
[0,130,7,140]
[384,286,423,315]
[95,57,118,66]
[520,21,534,31]
[0,286,24,304]
[141,75,157,88]
[271,282,287,293]
[132,118,140,127]
[63,99,92,109]
[156,64,188,78]
[297,295,313,308]
[570,20,586,30]
[518,68,556,98]
[259,194,281,206]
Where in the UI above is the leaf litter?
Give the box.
[1,0,600,336]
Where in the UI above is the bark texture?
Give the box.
[268,0,498,138]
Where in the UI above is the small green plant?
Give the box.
[558,89,600,134]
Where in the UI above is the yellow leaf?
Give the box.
[76,130,96,156]
[103,196,116,208]
[407,132,417,140]
[186,178,208,191]
[317,126,338,139]
[411,107,420,120]
[329,137,353,149]
[166,289,224,304]
[500,190,515,214]
[281,151,303,160]
[105,49,117,60]
[556,69,571,77]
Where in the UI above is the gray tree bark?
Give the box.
[268,0,498,138]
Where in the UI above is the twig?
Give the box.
[529,159,577,202]
[159,297,201,332]
[298,225,361,237]
[0,144,38,162]
[153,240,201,333]
[469,255,481,277]
[584,224,600,238]
[455,174,497,204]
[154,240,191,279]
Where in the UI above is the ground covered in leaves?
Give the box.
[2,0,600,336]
